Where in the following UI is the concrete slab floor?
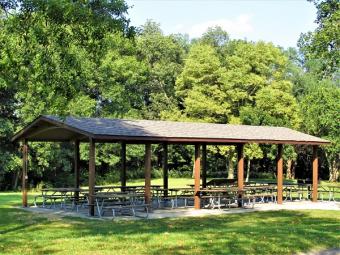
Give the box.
[19,201,340,221]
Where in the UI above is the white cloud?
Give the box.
[174,14,253,39]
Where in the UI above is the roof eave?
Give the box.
[92,134,330,145]
[11,115,94,143]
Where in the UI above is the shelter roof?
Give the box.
[11,115,329,145]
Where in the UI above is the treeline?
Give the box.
[0,0,339,190]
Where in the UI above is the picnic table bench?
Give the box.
[105,204,150,218]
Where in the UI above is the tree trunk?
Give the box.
[227,154,234,179]
[245,158,251,182]
[286,159,292,179]
[13,170,20,190]
[192,154,195,178]
[329,159,339,182]
[291,160,296,179]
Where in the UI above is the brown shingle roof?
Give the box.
[11,115,329,145]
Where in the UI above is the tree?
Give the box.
[220,41,290,117]
[199,26,229,48]
[175,43,230,123]
[240,80,301,176]
[0,0,142,189]
[300,81,340,181]
[244,144,263,182]
[240,81,301,129]
[298,0,340,78]
[137,20,186,119]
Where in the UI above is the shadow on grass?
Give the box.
[0,192,339,255]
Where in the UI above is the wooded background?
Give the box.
[0,0,339,190]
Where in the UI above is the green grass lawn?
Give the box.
[1,191,339,255]
[97,177,340,188]
[104,177,194,188]
[103,178,340,200]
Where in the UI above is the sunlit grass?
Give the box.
[0,191,339,255]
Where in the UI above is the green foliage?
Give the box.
[175,43,230,123]
[300,81,340,180]
[137,20,186,119]
[220,41,289,117]
[0,2,338,188]
[240,81,301,129]
[0,0,142,189]
[298,0,339,78]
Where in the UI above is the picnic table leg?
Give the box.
[96,198,102,217]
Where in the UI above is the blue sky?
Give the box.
[125,0,317,48]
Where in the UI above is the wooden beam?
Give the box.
[145,143,152,207]
[121,142,127,190]
[312,145,318,202]
[162,143,168,197]
[237,144,244,190]
[194,144,201,209]
[74,140,80,202]
[22,139,28,207]
[88,138,96,216]
[202,144,207,188]
[237,144,244,207]
[277,144,283,204]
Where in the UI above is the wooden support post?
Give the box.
[194,144,201,209]
[162,143,168,197]
[145,143,152,207]
[202,144,207,188]
[312,145,318,202]
[88,138,96,216]
[277,144,283,204]
[121,142,127,190]
[22,139,28,207]
[237,144,244,207]
[74,140,80,202]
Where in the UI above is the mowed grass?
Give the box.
[101,177,194,188]
[105,178,340,200]
[1,191,340,255]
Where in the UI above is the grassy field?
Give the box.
[100,178,340,200]
[95,177,340,188]
[1,190,340,255]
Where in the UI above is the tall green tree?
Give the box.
[137,20,186,119]
[175,43,230,123]
[0,0,142,189]
[300,81,340,181]
[220,41,289,117]
[298,0,339,78]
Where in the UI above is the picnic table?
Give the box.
[93,192,147,218]
[94,185,122,192]
[197,187,242,209]
[168,188,195,208]
[35,188,83,209]
[244,185,277,203]
[318,185,339,201]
